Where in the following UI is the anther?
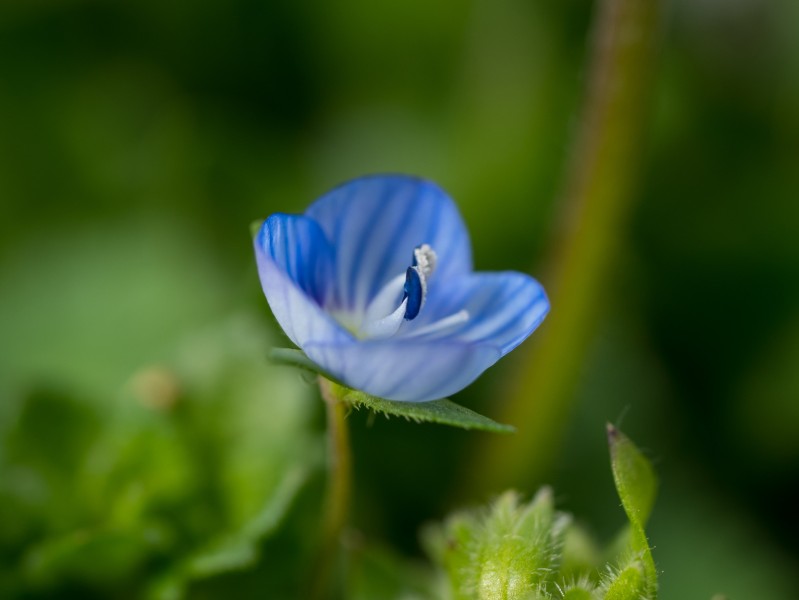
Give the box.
[358,243,439,338]
[403,266,425,320]
[412,244,437,278]
[403,244,437,321]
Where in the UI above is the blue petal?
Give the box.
[406,272,549,355]
[304,339,501,402]
[254,214,353,347]
[305,175,472,315]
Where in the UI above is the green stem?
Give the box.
[310,377,352,600]
[472,0,661,492]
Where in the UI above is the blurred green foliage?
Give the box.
[0,309,323,597]
[1,0,799,598]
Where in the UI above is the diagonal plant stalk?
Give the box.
[473,0,662,492]
[310,377,353,600]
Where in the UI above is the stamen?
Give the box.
[403,310,469,338]
[355,243,440,338]
[412,244,436,278]
[403,266,426,320]
[360,297,408,339]
[403,244,437,321]
[363,273,406,324]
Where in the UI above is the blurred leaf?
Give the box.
[151,464,311,600]
[22,524,170,588]
[137,315,323,596]
[0,314,321,597]
[0,218,232,399]
[606,425,657,596]
[269,347,323,375]
[345,543,435,600]
[5,387,99,474]
[270,348,514,433]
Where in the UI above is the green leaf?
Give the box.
[184,465,310,579]
[345,543,436,600]
[337,386,514,433]
[270,347,515,433]
[250,219,264,239]
[22,525,170,587]
[607,424,658,597]
[0,219,234,399]
[270,347,327,377]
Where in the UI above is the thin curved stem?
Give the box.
[472,0,661,492]
[310,377,352,600]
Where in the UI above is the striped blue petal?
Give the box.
[406,272,549,355]
[254,214,353,348]
[305,175,472,315]
[254,175,550,402]
[304,339,501,402]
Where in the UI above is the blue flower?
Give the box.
[254,175,549,402]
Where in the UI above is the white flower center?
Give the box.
[351,244,469,340]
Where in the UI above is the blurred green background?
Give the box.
[1,0,798,598]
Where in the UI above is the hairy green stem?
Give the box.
[473,0,661,492]
[310,377,352,600]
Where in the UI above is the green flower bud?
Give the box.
[602,561,646,600]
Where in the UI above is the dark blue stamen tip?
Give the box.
[403,267,424,320]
